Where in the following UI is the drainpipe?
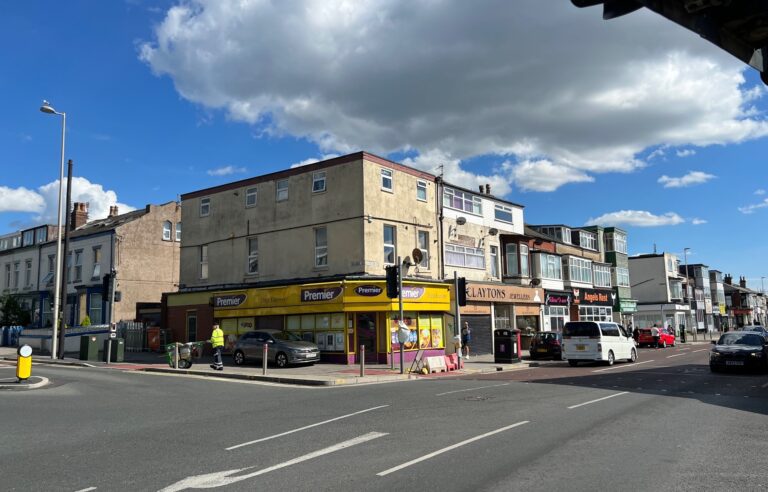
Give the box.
[436,176,444,280]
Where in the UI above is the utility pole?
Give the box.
[454,270,462,362]
[57,159,73,359]
[398,256,405,374]
[107,268,117,364]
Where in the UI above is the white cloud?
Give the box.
[691,218,707,225]
[738,198,768,214]
[647,148,666,160]
[290,154,340,168]
[402,149,512,196]
[139,1,768,193]
[207,165,247,176]
[658,171,716,188]
[755,189,766,195]
[588,210,685,227]
[0,186,45,213]
[676,149,696,157]
[509,160,594,192]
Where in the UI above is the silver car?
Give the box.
[232,329,321,368]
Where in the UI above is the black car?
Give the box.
[529,331,563,360]
[710,332,768,373]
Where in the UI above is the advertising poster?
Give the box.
[390,313,417,350]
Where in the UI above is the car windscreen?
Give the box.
[271,331,302,342]
[563,322,599,337]
[718,333,764,346]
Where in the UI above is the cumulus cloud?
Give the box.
[691,218,707,225]
[676,149,696,157]
[2,178,135,228]
[588,210,685,227]
[207,165,247,176]
[658,171,716,188]
[738,198,768,214]
[290,154,340,168]
[139,0,768,192]
[510,160,594,192]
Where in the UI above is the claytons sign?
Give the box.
[466,283,542,304]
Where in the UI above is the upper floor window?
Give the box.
[669,280,683,299]
[666,256,677,273]
[200,197,210,217]
[23,230,34,246]
[276,179,289,201]
[417,230,429,269]
[614,267,630,287]
[162,221,172,241]
[505,244,519,276]
[315,227,328,267]
[520,244,529,277]
[446,244,485,269]
[36,228,47,243]
[175,222,182,242]
[247,238,258,275]
[443,188,482,215]
[381,169,393,192]
[312,172,326,193]
[48,255,55,273]
[383,225,396,265]
[24,260,32,287]
[490,245,499,278]
[539,226,571,245]
[200,245,209,280]
[92,247,102,278]
[579,231,597,251]
[593,264,612,288]
[416,180,427,202]
[494,205,513,223]
[567,256,593,284]
[245,187,257,207]
[4,264,10,288]
[604,232,627,254]
[536,253,562,280]
[74,250,83,282]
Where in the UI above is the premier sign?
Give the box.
[212,294,247,308]
[301,287,343,302]
[354,285,383,297]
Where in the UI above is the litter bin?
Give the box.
[0,327,8,346]
[80,335,99,361]
[146,327,161,352]
[103,338,125,362]
[494,328,520,364]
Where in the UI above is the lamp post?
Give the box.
[683,248,694,342]
[40,100,66,359]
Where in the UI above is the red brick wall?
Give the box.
[165,303,214,344]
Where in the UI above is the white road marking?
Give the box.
[666,353,685,358]
[162,432,388,491]
[436,383,510,396]
[75,488,97,492]
[376,421,529,477]
[592,360,655,373]
[567,391,629,409]
[226,405,389,450]
[761,382,768,389]
[692,349,708,353]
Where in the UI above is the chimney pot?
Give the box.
[479,185,484,194]
[485,184,491,195]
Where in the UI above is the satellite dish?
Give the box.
[412,248,424,265]
[530,278,541,287]
[456,216,467,225]
[488,228,498,236]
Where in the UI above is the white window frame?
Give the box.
[505,243,518,276]
[4,263,10,288]
[312,172,326,193]
[92,247,102,279]
[24,259,32,287]
[490,245,499,278]
[383,225,396,265]
[536,253,562,280]
[162,220,172,241]
[579,231,597,251]
[614,267,630,287]
[200,197,210,217]
[593,264,612,288]
[443,187,482,215]
[89,292,103,324]
[247,237,258,275]
[520,244,529,277]
[417,230,429,269]
[567,256,593,284]
[12,262,19,287]
[245,187,258,207]
[381,169,393,192]
[314,227,328,268]
[494,204,513,224]
[200,245,208,280]
[175,222,182,242]
[446,244,485,269]
[276,179,289,201]
[36,228,47,243]
[74,250,83,282]
[23,230,34,246]
[416,180,427,202]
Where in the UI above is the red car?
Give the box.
[637,327,676,348]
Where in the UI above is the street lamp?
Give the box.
[40,100,66,360]
[683,248,693,341]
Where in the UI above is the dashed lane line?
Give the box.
[567,392,629,409]
[436,383,510,396]
[666,353,685,358]
[592,360,655,373]
[376,421,529,477]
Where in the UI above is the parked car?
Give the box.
[562,321,637,366]
[529,331,563,360]
[233,329,320,368]
[739,325,768,335]
[710,331,768,373]
[636,326,676,348]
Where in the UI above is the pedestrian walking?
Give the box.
[461,321,471,359]
[651,324,660,348]
[209,323,224,371]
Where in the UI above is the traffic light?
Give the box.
[385,265,399,298]
[102,273,112,298]
[457,277,467,306]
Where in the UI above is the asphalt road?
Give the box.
[1,344,767,492]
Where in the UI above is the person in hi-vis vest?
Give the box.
[209,324,225,371]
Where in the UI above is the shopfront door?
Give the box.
[356,314,377,363]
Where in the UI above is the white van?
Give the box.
[562,321,637,366]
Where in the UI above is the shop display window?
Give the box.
[286,313,346,352]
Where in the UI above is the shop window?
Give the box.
[287,313,346,352]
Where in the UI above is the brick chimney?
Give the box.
[70,202,89,230]
[485,183,491,195]
[478,185,484,194]
[724,274,732,285]
[739,276,747,288]
[108,205,119,217]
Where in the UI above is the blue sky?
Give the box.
[1,1,766,289]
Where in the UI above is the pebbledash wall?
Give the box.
[164,279,453,364]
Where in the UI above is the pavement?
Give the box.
[0,346,534,388]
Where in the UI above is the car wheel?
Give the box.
[568,360,578,367]
[275,352,289,368]
[661,340,667,349]
[606,350,615,366]
[629,348,637,363]
[233,350,245,366]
